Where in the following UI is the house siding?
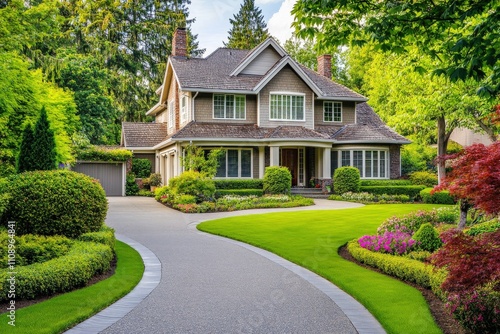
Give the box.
[241,46,281,75]
[314,100,356,125]
[194,93,257,124]
[259,66,314,129]
[389,145,401,179]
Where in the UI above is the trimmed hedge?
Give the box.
[360,179,412,186]
[420,188,456,204]
[347,240,447,298]
[4,170,108,238]
[77,226,116,250]
[409,171,438,187]
[465,220,500,236]
[360,185,426,199]
[215,189,264,197]
[0,240,113,301]
[214,179,264,190]
[77,146,132,162]
[333,167,360,194]
[263,166,291,195]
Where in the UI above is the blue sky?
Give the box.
[189,0,297,56]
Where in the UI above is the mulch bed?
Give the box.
[338,245,465,334]
[0,256,116,311]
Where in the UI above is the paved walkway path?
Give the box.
[69,197,385,334]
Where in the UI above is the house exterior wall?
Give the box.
[241,47,281,75]
[314,100,356,125]
[259,66,314,129]
[389,145,401,179]
[194,93,258,124]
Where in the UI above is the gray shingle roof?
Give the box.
[122,122,168,147]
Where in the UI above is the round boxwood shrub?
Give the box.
[169,170,215,202]
[263,166,291,195]
[412,223,442,252]
[4,170,107,238]
[333,167,360,194]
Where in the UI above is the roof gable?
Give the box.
[230,38,286,76]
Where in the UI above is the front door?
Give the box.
[281,149,298,186]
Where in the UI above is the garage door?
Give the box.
[73,162,125,196]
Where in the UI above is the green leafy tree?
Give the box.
[292,0,500,97]
[32,107,57,170]
[181,144,224,178]
[17,124,35,173]
[225,0,269,49]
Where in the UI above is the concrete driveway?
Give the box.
[69,197,384,334]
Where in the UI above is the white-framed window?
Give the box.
[180,96,188,123]
[269,93,305,121]
[331,149,389,179]
[168,101,174,128]
[215,149,252,178]
[324,101,342,122]
[213,94,246,119]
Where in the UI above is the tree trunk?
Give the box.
[437,116,448,184]
[475,119,498,143]
[458,200,471,230]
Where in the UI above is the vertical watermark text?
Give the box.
[6,221,16,326]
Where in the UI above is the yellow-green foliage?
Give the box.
[77,146,132,162]
[77,226,115,250]
[347,240,446,298]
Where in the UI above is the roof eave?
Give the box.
[182,87,257,95]
[317,96,368,102]
[145,102,166,116]
[334,139,411,145]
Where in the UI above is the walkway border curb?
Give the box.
[193,224,386,334]
[65,234,161,334]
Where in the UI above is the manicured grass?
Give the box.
[198,204,448,334]
[0,240,144,334]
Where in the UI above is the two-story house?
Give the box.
[121,28,410,188]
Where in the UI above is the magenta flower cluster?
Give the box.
[358,231,417,255]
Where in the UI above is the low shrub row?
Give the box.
[76,146,132,162]
[78,226,116,250]
[215,189,264,197]
[0,240,113,301]
[360,185,426,199]
[420,188,455,204]
[213,179,263,190]
[377,207,458,235]
[409,171,438,187]
[347,240,447,298]
[464,219,500,236]
[360,179,412,186]
[328,192,410,203]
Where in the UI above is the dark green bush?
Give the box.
[420,188,456,204]
[4,170,107,238]
[0,241,113,301]
[215,189,264,197]
[214,179,264,189]
[132,158,151,178]
[333,167,360,194]
[77,226,115,250]
[347,240,446,298]
[360,179,412,186]
[263,166,291,195]
[126,173,139,196]
[360,185,426,200]
[169,170,216,202]
[412,223,442,252]
[409,171,438,187]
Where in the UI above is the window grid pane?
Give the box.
[365,151,372,177]
[270,94,304,120]
[235,96,245,119]
[333,102,342,122]
[380,151,386,178]
[240,150,251,177]
[373,151,379,177]
[324,102,333,122]
[353,151,363,175]
[214,95,225,118]
[216,151,226,177]
[227,150,238,177]
[342,151,351,167]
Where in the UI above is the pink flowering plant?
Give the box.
[358,230,417,255]
[377,208,457,235]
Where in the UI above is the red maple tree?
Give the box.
[434,141,500,229]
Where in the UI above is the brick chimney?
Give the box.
[172,27,187,58]
[317,55,332,79]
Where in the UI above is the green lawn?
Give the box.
[198,204,447,334]
[0,240,144,334]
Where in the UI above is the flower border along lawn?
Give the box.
[0,240,144,334]
[197,204,448,334]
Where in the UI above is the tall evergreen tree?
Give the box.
[32,107,57,170]
[225,0,269,49]
[17,124,35,173]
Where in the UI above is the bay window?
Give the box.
[332,149,389,179]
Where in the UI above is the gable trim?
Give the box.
[230,38,287,76]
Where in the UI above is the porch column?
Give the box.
[269,146,280,166]
[258,146,265,178]
[322,148,331,178]
[159,153,165,185]
[315,148,321,178]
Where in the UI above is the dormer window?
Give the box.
[213,94,246,119]
[324,101,342,122]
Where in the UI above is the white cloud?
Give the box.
[267,0,297,44]
[256,0,282,4]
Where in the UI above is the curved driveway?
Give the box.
[87,197,383,333]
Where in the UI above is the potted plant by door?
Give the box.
[149,173,162,192]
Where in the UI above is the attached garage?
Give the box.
[73,162,126,196]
